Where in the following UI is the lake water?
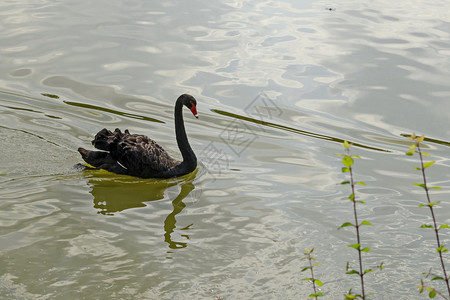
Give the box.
[1,0,449,299]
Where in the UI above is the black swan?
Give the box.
[78,94,198,178]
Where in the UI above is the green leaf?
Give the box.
[414,167,421,170]
[342,140,350,149]
[431,276,444,281]
[309,292,325,297]
[413,183,426,189]
[342,155,354,167]
[361,247,371,252]
[437,245,448,253]
[364,269,373,274]
[422,152,430,156]
[429,290,436,298]
[423,161,435,168]
[301,267,311,272]
[406,150,415,156]
[312,262,322,267]
[418,279,425,293]
[341,180,350,185]
[409,133,417,140]
[345,270,360,275]
[351,155,361,159]
[439,224,450,229]
[348,243,360,250]
[417,134,425,143]
[348,193,355,201]
[429,186,442,190]
[420,224,434,229]
[356,200,366,204]
[361,220,373,226]
[342,167,350,173]
[355,181,366,186]
[314,279,323,287]
[339,222,355,229]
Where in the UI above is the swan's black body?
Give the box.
[78,94,198,178]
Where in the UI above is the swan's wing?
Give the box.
[111,133,179,174]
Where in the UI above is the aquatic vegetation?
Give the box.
[301,248,324,298]
[406,134,450,299]
[302,135,450,299]
[339,141,383,299]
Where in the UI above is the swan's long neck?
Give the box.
[174,100,197,168]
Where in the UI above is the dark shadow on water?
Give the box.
[400,134,450,148]
[84,169,200,249]
[212,109,450,151]
[64,100,164,123]
[41,76,165,123]
[212,108,391,152]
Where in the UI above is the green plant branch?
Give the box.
[340,141,383,299]
[341,141,366,299]
[418,144,449,296]
[348,156,366,299]
[407,134,450,298]
[301,248,324,298]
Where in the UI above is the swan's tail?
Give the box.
[78,128,130,174]
[78,147,110,168]
[78,147,127,175]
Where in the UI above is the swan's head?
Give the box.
[179,94,198,119]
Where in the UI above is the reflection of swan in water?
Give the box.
[85,170,199,249]
[164,181,195,249]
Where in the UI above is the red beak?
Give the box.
[190,104,198,119]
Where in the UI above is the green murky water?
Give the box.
[1,0,450,299]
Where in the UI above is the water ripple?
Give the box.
[1,0,450,299]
